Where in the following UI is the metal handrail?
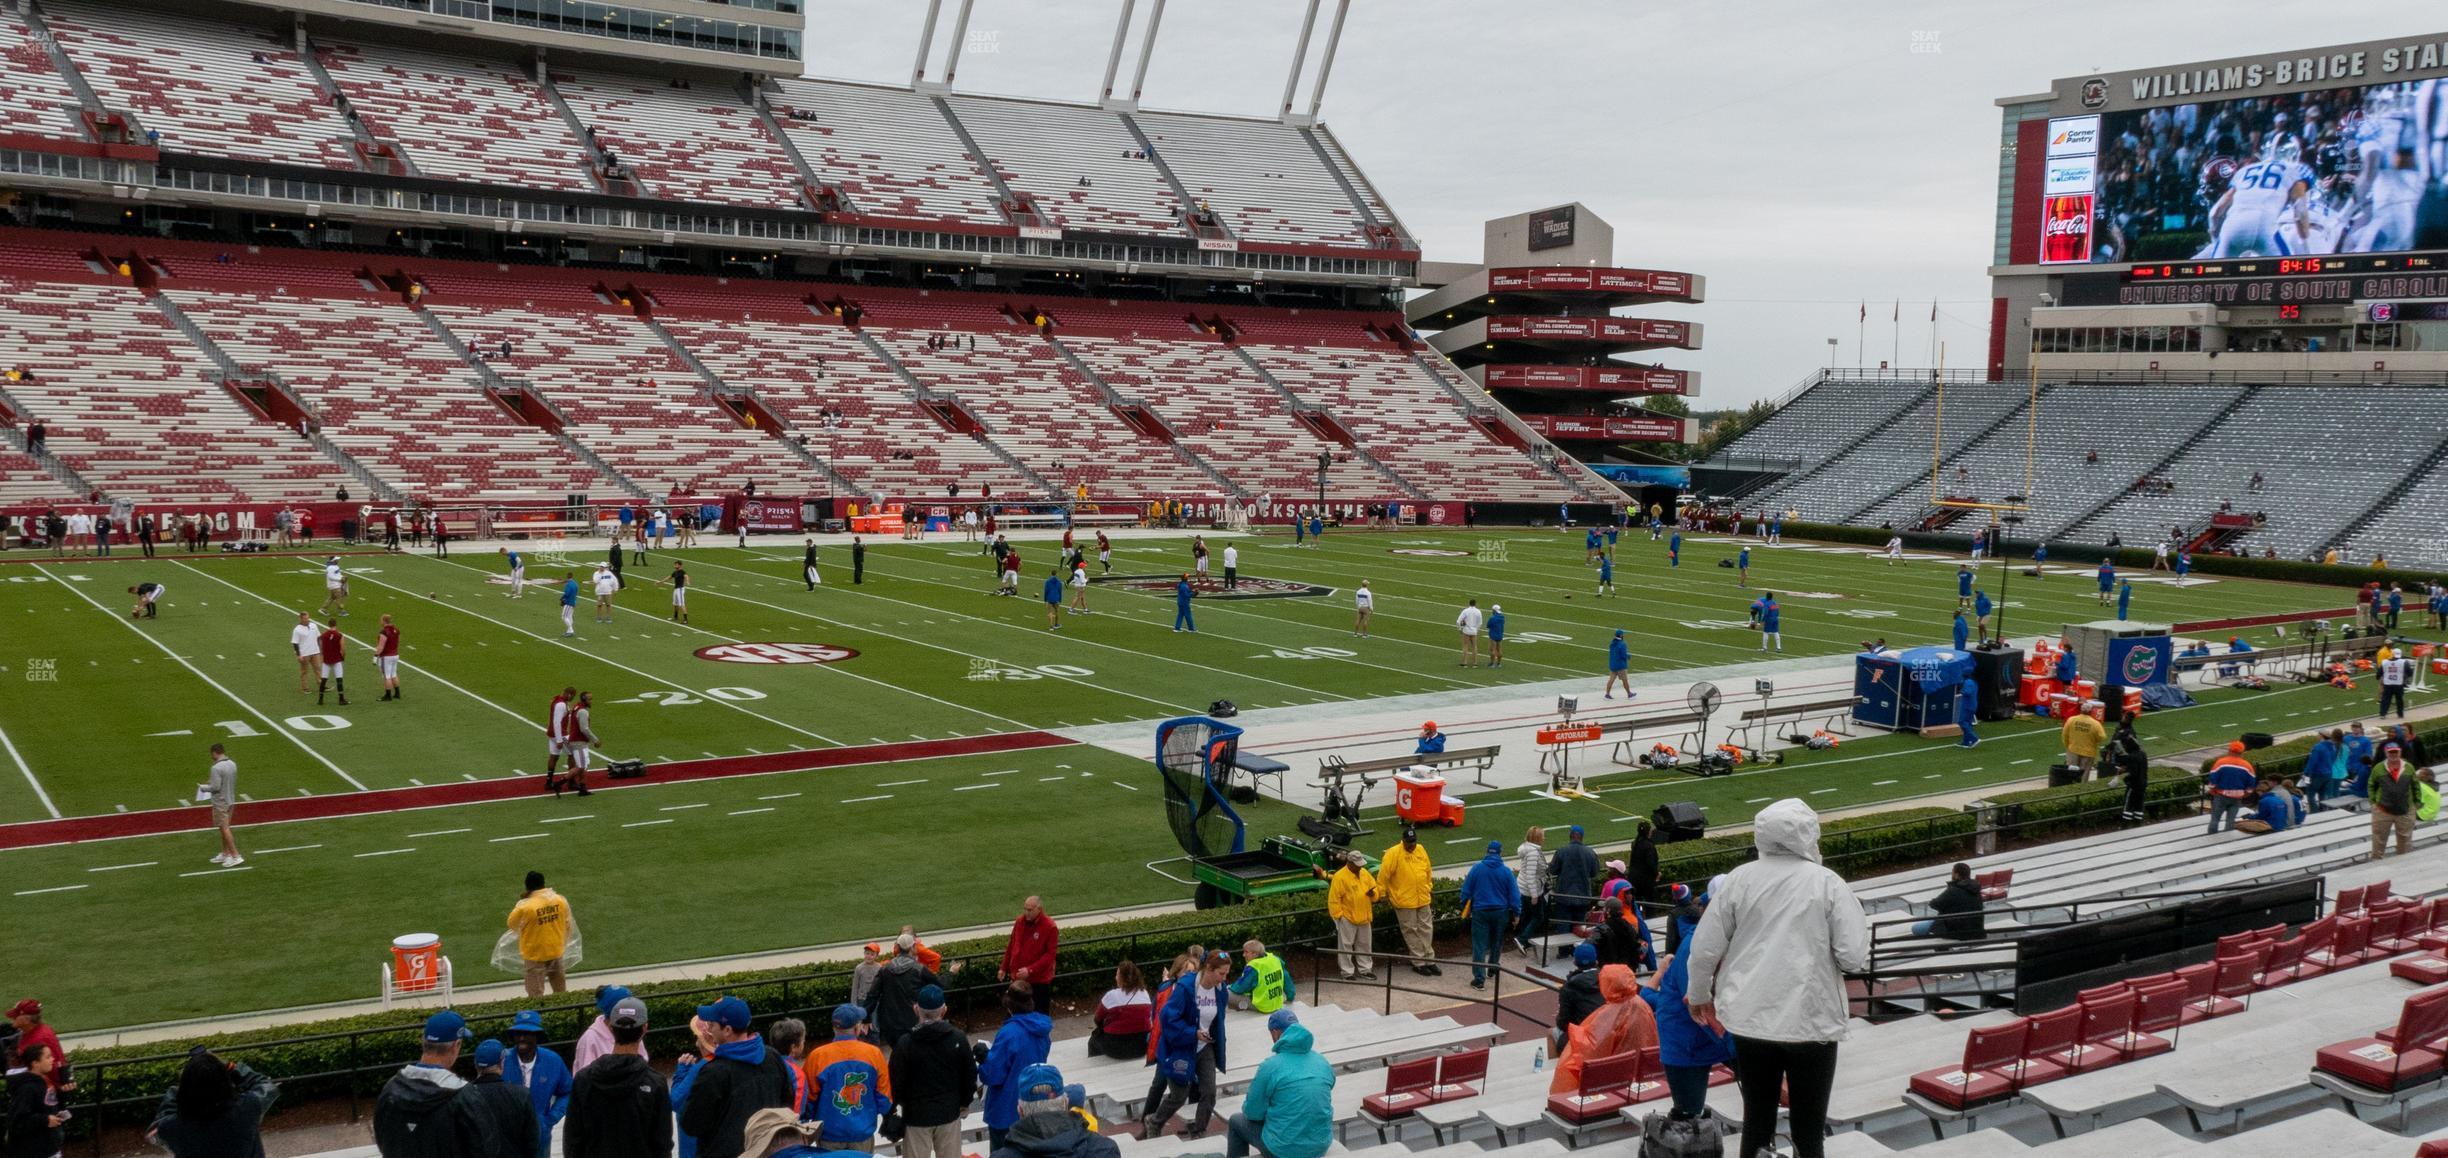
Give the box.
[1295,945,1559,1039]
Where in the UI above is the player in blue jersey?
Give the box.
[1736,546,1751,588]
[558,573,579,638]
[501,547,527,598]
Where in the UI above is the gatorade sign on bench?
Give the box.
[391,934,441,994]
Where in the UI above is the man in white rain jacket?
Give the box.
[1683,799,1870,1158]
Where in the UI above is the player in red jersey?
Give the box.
[315,619,348,706]
[543,685,575,791]
[560,692,596,798]
[374,613,402,701]
[1096,530,1112,574]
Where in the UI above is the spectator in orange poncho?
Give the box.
[1549,964,1658,1094]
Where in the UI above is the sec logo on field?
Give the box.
[694,642,860,665]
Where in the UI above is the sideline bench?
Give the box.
[1518,710,1706,772]
[991,511,1143,529]
[1319,746,1503,792]
[1730,694,1857,751]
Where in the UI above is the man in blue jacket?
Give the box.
[1547,826,1600,935]
[1486,604,1507,667]
[1638,886,1734,1120]
[1957,565,1975,609]
[2305,730,2343,812]
[1461,840,1520,989]
[1951,611,1970,652]
[2096,559,2115,606]
[1604,630,1632,700]
[1972,590,1994,643]
[1173,575,1196,633]
[1225,1010,1334,1158]
[1143,951,1231,1141]
[980,983,1053,1154]
[1667,530,1681,567]
[1955,676,1981,748]
[2343,723,2377,798]
[1042,569,1066,631]
[502,1010,571,1158]
[1414,722,1446,756]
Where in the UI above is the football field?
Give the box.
[0,529,2391,1027]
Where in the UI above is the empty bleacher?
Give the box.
[43,1,359,170]
[317,41,593,192]
[1751,384,2031,523]
[1718,377,1931,472]
[1132,111,1372,247]
[768,79,1007,227]
[946,95,1187,236]
[424,298,801,497]
[1248,338,1576,502]
[165,286,602,503]
[866,305,1219,498]
[651,310,1037,499]
[1064,334,1373,499]
[0,8,88,142]
[0,279,346,501]
[1852,383,2250,539]
[2335,458,2448,570]
[553,71,801,209]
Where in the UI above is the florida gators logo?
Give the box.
[833,1072,869,1114]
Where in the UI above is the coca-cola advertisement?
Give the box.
[2040,194,2095,264]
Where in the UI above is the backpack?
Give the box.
[1638,1107,1731,1157]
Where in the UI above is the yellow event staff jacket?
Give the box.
[509,888,573,962]
[1326,865,1378,924]
[1379,843,1435,910]
[2060,714,2105,761]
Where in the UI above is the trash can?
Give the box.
[1394,770,1446,827]
[392,933,442,993]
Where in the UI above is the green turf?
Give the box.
[0,531,2406,1027]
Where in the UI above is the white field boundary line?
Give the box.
[171,560,632,763]
[338,564,842,748]
[0,719,60,819]
[0,736,1055,856]
[677,554,1354,708]
[424,554,1052,733]
[35,563,367,791]
[853,551,1514,689]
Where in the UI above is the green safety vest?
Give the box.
[1246,953,1290,1012]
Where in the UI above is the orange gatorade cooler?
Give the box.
[392,933,442,993]
[2082,698,2106,720]
[2117,688,2144,718]
[2071,678,2098,701]
[2019,674,2057,707]
[2048,693,2080,720]
[1394,770,1447,827]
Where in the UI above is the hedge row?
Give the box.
[1983,772,2200,842]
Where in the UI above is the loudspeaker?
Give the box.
[1969,647,2024,722]
[605,759,647,780]
[2048,764,2083,788]
[1652,801,1707,843]
[2241,732,2275,750]
[1209,700,1239,718]
[2102,684,2133,725]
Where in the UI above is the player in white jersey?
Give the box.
[1068,560,1091,613]
[317,557,349,618]
[1353,581,1374,638]
[2350,146,2426,253]
[290,611,319,694]
[1885,536,1904,566]
[543,685,575,787]
[2208,145,2316,258]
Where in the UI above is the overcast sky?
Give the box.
[801,1,2448,409]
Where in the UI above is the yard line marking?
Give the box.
[1746,797,1773,803]
[1110,780,1140,791]
[758,792,802,801]
[181,866,252,877]
[408,778,425,787]
[660,803,709,811]
[351,562,842,748]
[727,807,775,816]
[1810,788,1838,795]
[1962,767,1983,773]
[2010,758,2034,765]
[86,861,157,873]
[356,848,417,858]
[540,815,594,824]
[255,845,321,855]
[2181,729,2200,735]
[1873,779,1898,786]
[1443,835,1481,844]
[878,779,929,787]
[16,885,87,895]
[745,748,765,755]
[0,720,60,819]
[953,783,1002,792]
[1039,776,1067,782]
[981,769,1018,777]
[2254,718,2271,723]
[409,828,472,838]
[40,563,367,791]
[871,737,891,745]
[702,751,720,758]
[1924,773,1944,779]
[840,794,893,803]
[622,819,673,828]
[489,833,550,843]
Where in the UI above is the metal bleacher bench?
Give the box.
[2170,633,2384,684]
[1730,694,1857,751]
[493,518,592,540]
[1322,746,1502,790]
[992,511,1142,529]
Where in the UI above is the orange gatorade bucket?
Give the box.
[392,934,442,993]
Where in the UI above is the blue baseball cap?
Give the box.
[473,1038,505,1068]
[916,984,946,1011]
[1016,1062,1064,1102]
[1267,1008,1301,1034]
[1486,840,1504,854]
[422,1011,470,1044]
[1573,941,1599,968]
[508,1009,545,1035]
[595,985,632,1016]
[831,1003,865,1030]
[1569,825,1584,838]
[696,995,752,1031]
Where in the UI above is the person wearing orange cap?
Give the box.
[1415,722,1446,756]
[2203,741,2258,835]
